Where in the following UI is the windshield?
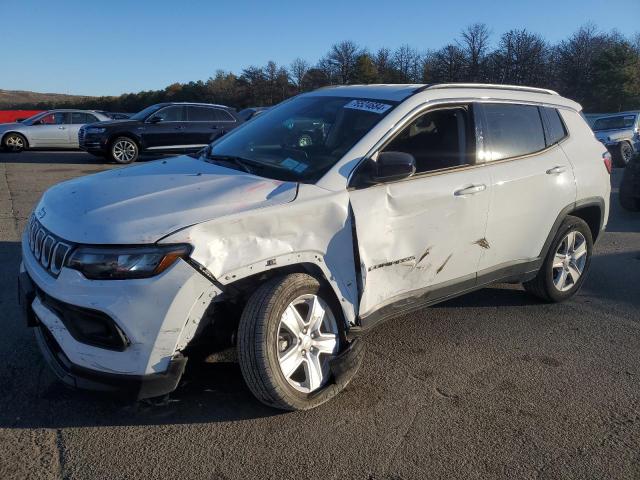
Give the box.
[130,104,164,121]
[204,95,397,182]
[593,114,637,131]
[21,111,50,125]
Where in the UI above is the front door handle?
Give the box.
[454,184,486,196]
[546,166,567,175]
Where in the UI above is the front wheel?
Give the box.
[237,273,352,410]
[109,137,138,164]
[524,216,593,302]
[3,133,27,152]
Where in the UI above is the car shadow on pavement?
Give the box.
[1,236,639,430]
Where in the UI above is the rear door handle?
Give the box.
[454,184,486,196]
[546,166,567,175]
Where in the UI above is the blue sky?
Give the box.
[1,0,638,96]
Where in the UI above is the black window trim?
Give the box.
[476,101,570,165]
[348,101,481,188]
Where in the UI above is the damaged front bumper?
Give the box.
[19,267,189,400]
[20,231,222,399]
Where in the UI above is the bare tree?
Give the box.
[289,58,310,91]
[392,45,423,82]
[490,29,549,86]
[425,45,466,82]
[327,40,361,84]
[458,23,491,81]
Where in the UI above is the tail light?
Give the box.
[603,151,612,174]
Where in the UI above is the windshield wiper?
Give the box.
[205,154,257,174]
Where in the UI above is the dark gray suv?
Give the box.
[79,102,242,163]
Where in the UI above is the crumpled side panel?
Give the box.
[161,185,359,326]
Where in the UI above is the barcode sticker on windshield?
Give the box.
[344,100,392,114]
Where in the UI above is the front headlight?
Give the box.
[66,244,192,280]
[86,127,106,134]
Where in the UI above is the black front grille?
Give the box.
[27,216,73,277]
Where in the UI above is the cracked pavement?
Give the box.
[1,151,639,480]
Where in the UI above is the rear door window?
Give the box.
[481,103,546,161]
[71,112,98,124]
[187,106,217,121]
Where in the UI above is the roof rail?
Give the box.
[426,83,559,96]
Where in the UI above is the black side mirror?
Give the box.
[148,115,163,124]
[370,151,416,183]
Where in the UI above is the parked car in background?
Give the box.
[592,111,640,167]
[0,110,111,152]
[237,107,269,122]
[620,152,640,211]
[79,102,241,163]
[95,111,132,120]
[0,110,44,124]
[19,84,610,410]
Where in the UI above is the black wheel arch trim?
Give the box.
[538,196,605,261]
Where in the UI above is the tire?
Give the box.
[2,133,27,152]
[109,136,138,164]
[614,142,633,168]
[524,215,593,302]
[237,273,351,410]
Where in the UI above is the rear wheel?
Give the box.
[237,273,350,410]
[524,216,593,302]
[614,142,633,167]
[109,137,138,164]
[3,133,27,152]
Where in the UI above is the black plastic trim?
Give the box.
[34,324,186,400]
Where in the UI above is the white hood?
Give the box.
[35,155,297,244]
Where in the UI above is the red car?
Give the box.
[0,110,43,124]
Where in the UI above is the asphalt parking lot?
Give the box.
[1,150,639,480]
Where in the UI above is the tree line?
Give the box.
[14,24,640,114]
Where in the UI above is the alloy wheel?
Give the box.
[5,135,24,151]
[552,230,588,292]
[277,294,340,393]
[113,140,136,162]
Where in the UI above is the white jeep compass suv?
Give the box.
[18,84,611,410]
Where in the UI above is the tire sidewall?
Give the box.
[238,274,348,410]
[263,280,345,406]
[542,217,593,302]
[110,137,138,164]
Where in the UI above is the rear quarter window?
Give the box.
[542,107,568,146]
[482,103,546,161]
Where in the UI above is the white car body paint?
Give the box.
[21,84,609,389]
